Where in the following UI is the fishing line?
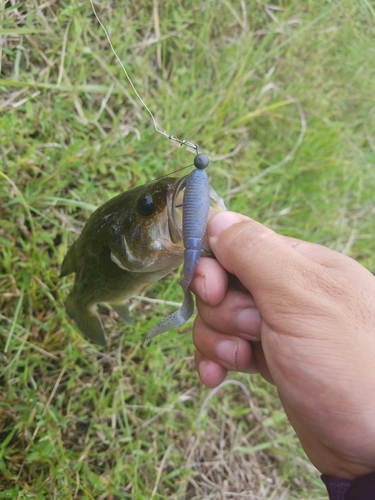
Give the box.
[151,163,193,182]
[89,0,200,154]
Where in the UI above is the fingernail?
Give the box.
[198,360,209,381]
[208,212,248,238]
[216,340,238,370]
[236,308,261,339]
[194,274,207,303]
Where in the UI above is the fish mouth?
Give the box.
[167,174,227,254]
[168,175,188,245]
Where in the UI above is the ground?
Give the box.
[1,1,375,498]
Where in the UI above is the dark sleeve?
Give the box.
[321,472,375,500]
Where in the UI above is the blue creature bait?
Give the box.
[144,154,211,346]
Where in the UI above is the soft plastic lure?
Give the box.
[144,153,210,346]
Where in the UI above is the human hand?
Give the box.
[191,211,375,479]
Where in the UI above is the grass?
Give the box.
[1,0,375,498]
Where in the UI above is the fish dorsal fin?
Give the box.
[60,242,77,277]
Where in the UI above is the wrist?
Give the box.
[322,471,375,500]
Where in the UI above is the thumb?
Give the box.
[207,212,340,314]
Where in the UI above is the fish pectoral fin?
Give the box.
[60,242,76,277]
[139,282,153,294]
[111,302,132,325]
[65,294,106,346]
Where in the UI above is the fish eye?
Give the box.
[137,193,155,216]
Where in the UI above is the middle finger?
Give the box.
[196,287,261,341]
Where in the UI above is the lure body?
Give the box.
[144,155,212,346]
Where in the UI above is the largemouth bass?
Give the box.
[60,175,226,345]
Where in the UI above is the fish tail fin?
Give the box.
[60,242,76,278]
[65,294,106,346]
